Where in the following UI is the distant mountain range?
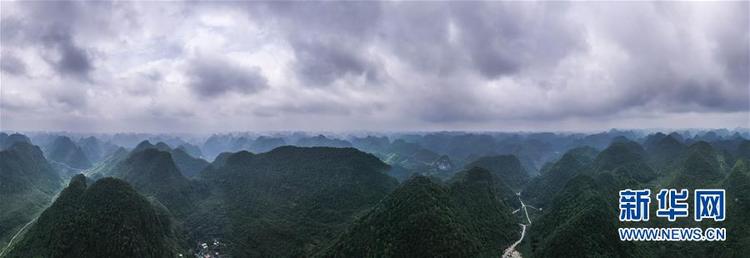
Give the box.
[1,129,749,257]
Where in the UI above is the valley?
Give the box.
[1,1,745,257]
[502,193,531,258]
[1,129,749,257]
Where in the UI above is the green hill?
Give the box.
[77,136,119,163]
[0,142,63,248]
[670,141,725,188]
[720,160,750,257]
[45,136,92,169]
[170,148,209,178]
[464,154,529,191]
[645,133,686,169]
[0,133,31,150]
[131,140,209,178]
[523,146,598,207]
[198,146,399,257]
[321,168,517,257]
[176,143,204,159]
[528,175,637,258]
[592,140,656,183]
[83,147,128,179]
[106,148,196,216]
[5,175,186,257]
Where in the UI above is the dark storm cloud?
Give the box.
[377,3,463,74]
[255,1,382,37]
[1,1,747,132]
[248,1,384,87]
[385,2,746,123]
[449,2,584,79]
[1,1,96,80]
[0,17,23,44]
[0,51,26,75]
[414,85,494,123]
[290,38,382,86]
[187,56,269,98]
[45,32,93,80]
[713,8,750,88]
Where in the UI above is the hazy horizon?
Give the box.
[4,127,749,138]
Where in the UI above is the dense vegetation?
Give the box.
[0,142,63,248]
[465,154,530,191]
[103,148,197,216]
[130,140,210,178]
[3,130,750,257]
[528,173,641,258]
[44,136,92,170]
[321,168,517,257]
[522,146,598,207]
[195,146,400,257]
[524,133,750,257]
[5,176,186,257]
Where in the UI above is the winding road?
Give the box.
[0,190,62,257]
[502,192,533,258]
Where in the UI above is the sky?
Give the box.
[0,1,748,133]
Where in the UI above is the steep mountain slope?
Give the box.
[0,142,63,247]
[198,146,399,257]
[720,160,750,257]
[131,140,209,178]
[106,148,195,216]
[83,147,128,179]
[592,140,656,183]
[132,140,170,153]
[644,134,686,169]
[45,136,92,169]
[522,146,598,207]
[170,148,210,178]
[177,143,204,158]
[528,175,637,258]
[465,154,529,191]
[5,176,186,257]
[670,141,725,188]
[350,136,390,153]
[377,139,442,172]
[387,164,415,182]
[737,139,750,160]
[209,152,234,169]
[248,136,287,153]
[0,133,31,150]
[321,168,517,258]
[77,136,119,163]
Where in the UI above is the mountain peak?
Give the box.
[465,154,528,191]
[1,133,32,149]
[45,136,92,169]
[322,166,516,257]
[6,177,183,257]
[133,140,155,152]
[110,148,194,215]
[594,140,655,182]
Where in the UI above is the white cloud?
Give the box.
[0,1,747,133]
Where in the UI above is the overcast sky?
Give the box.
[1,1,748,133]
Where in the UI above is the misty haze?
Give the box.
[1,1,748,258]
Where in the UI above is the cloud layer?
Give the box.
[1,1,748,132]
